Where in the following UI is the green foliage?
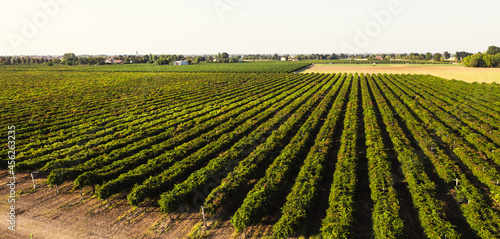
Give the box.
[230,73,345,232]
[2,68,500,238]
[486,45,500,55]
[272,74,349,238]
[320,74,360,238]
[425,52,433,60]
[444,51,451,59]
[464,46,500,68]
[433,53,442,62]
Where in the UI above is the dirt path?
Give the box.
[0,170,204,239]
[303,65,500,83]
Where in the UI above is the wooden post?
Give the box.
[31,173,36,189]
[107,198,110,206]
[56,185,59,194]
[201,206,207,228]
[80,189,83,200]
[455,178,459,187]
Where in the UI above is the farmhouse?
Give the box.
[174,60,188,65]
[104,58,124,64]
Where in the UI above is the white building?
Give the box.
[174,60,188,65]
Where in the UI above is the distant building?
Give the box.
[105,58,124,64]
[174,60,189,65]
[280,56,287,61]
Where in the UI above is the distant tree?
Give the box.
[328,53,338,60]
[47,62,54,66]
[464,53,485,67]
[339,53,346,59]
[61,53,76,65]
[229,57,239,63]
[469,57,483,67]
[207,56,214,62]
[433,53,442,62]
[494,53,500,67]
[456,51,473,62]
[221,52,229,59]
[486,45,500,55]
[483,54,494,67]
[78,57,88,65]
[194,57,200,64]
[157,58,169,65]
[63,53,75,60]
[443,51,451,60]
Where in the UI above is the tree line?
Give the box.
[0,52,246,66]
[1,49,487,66]
[463,46,500,68]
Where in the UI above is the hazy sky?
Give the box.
[1,0,499,55]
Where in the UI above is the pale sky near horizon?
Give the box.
[1,0,499,56]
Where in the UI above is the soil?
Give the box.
[0,170,203,239]
[302,65,500,84]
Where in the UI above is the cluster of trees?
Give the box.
[0,52,243,66]
[60,53,105,66]
[125,52,241,65]
[456,51,473,62]
[242,52,455,62]
[0,56,54,65]
[2,49,490,66]
[209,52,238,63]
[242,53,352,61]
[463,46,500,68]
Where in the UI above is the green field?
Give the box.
[0,61,311,73]
[2,68,500,238]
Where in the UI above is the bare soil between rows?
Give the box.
[0,170,207,239]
